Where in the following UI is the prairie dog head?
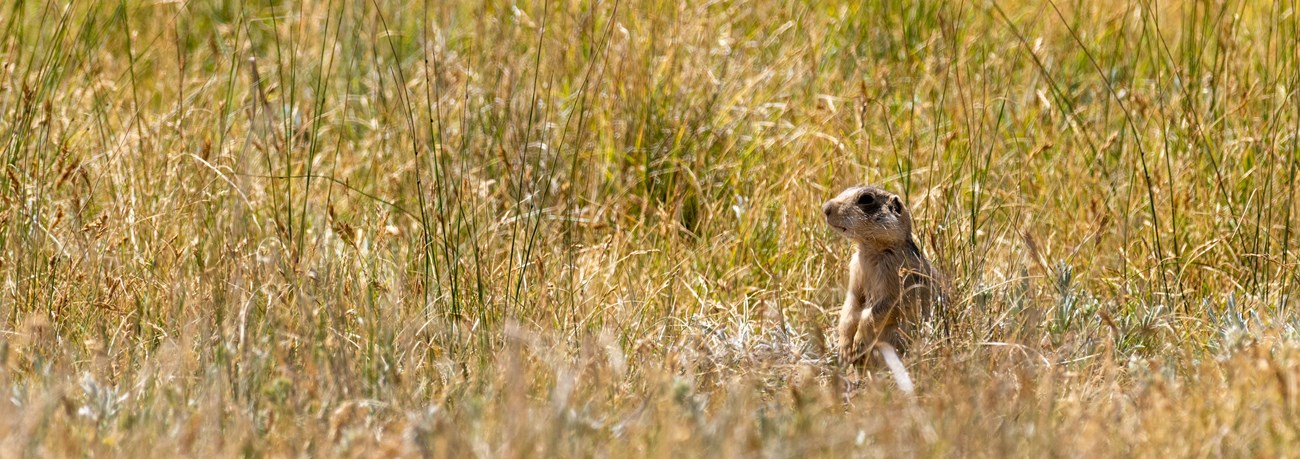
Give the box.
[821,185,913,248]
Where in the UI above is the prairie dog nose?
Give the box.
[822,201,834,217]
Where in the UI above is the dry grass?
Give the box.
[2,0,1299,456]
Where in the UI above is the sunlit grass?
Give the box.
[1,0,1299,456]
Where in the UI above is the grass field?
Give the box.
[2,0,1299,456]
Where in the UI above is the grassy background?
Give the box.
[1,0,1299,456]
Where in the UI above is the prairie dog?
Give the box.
[822,185,939,365]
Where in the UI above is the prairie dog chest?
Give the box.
[848,249,898,304]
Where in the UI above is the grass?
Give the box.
[1,0,1299,456]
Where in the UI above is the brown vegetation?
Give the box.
[1,0,1298,456]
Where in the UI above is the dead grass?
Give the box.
[1,0,1299,456]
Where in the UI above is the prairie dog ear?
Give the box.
[889,196,904,214]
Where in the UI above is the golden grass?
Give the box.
[2,0,1299,456]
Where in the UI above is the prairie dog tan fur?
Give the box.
[822,185,940,365]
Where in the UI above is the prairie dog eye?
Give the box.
[855,193,877,208]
